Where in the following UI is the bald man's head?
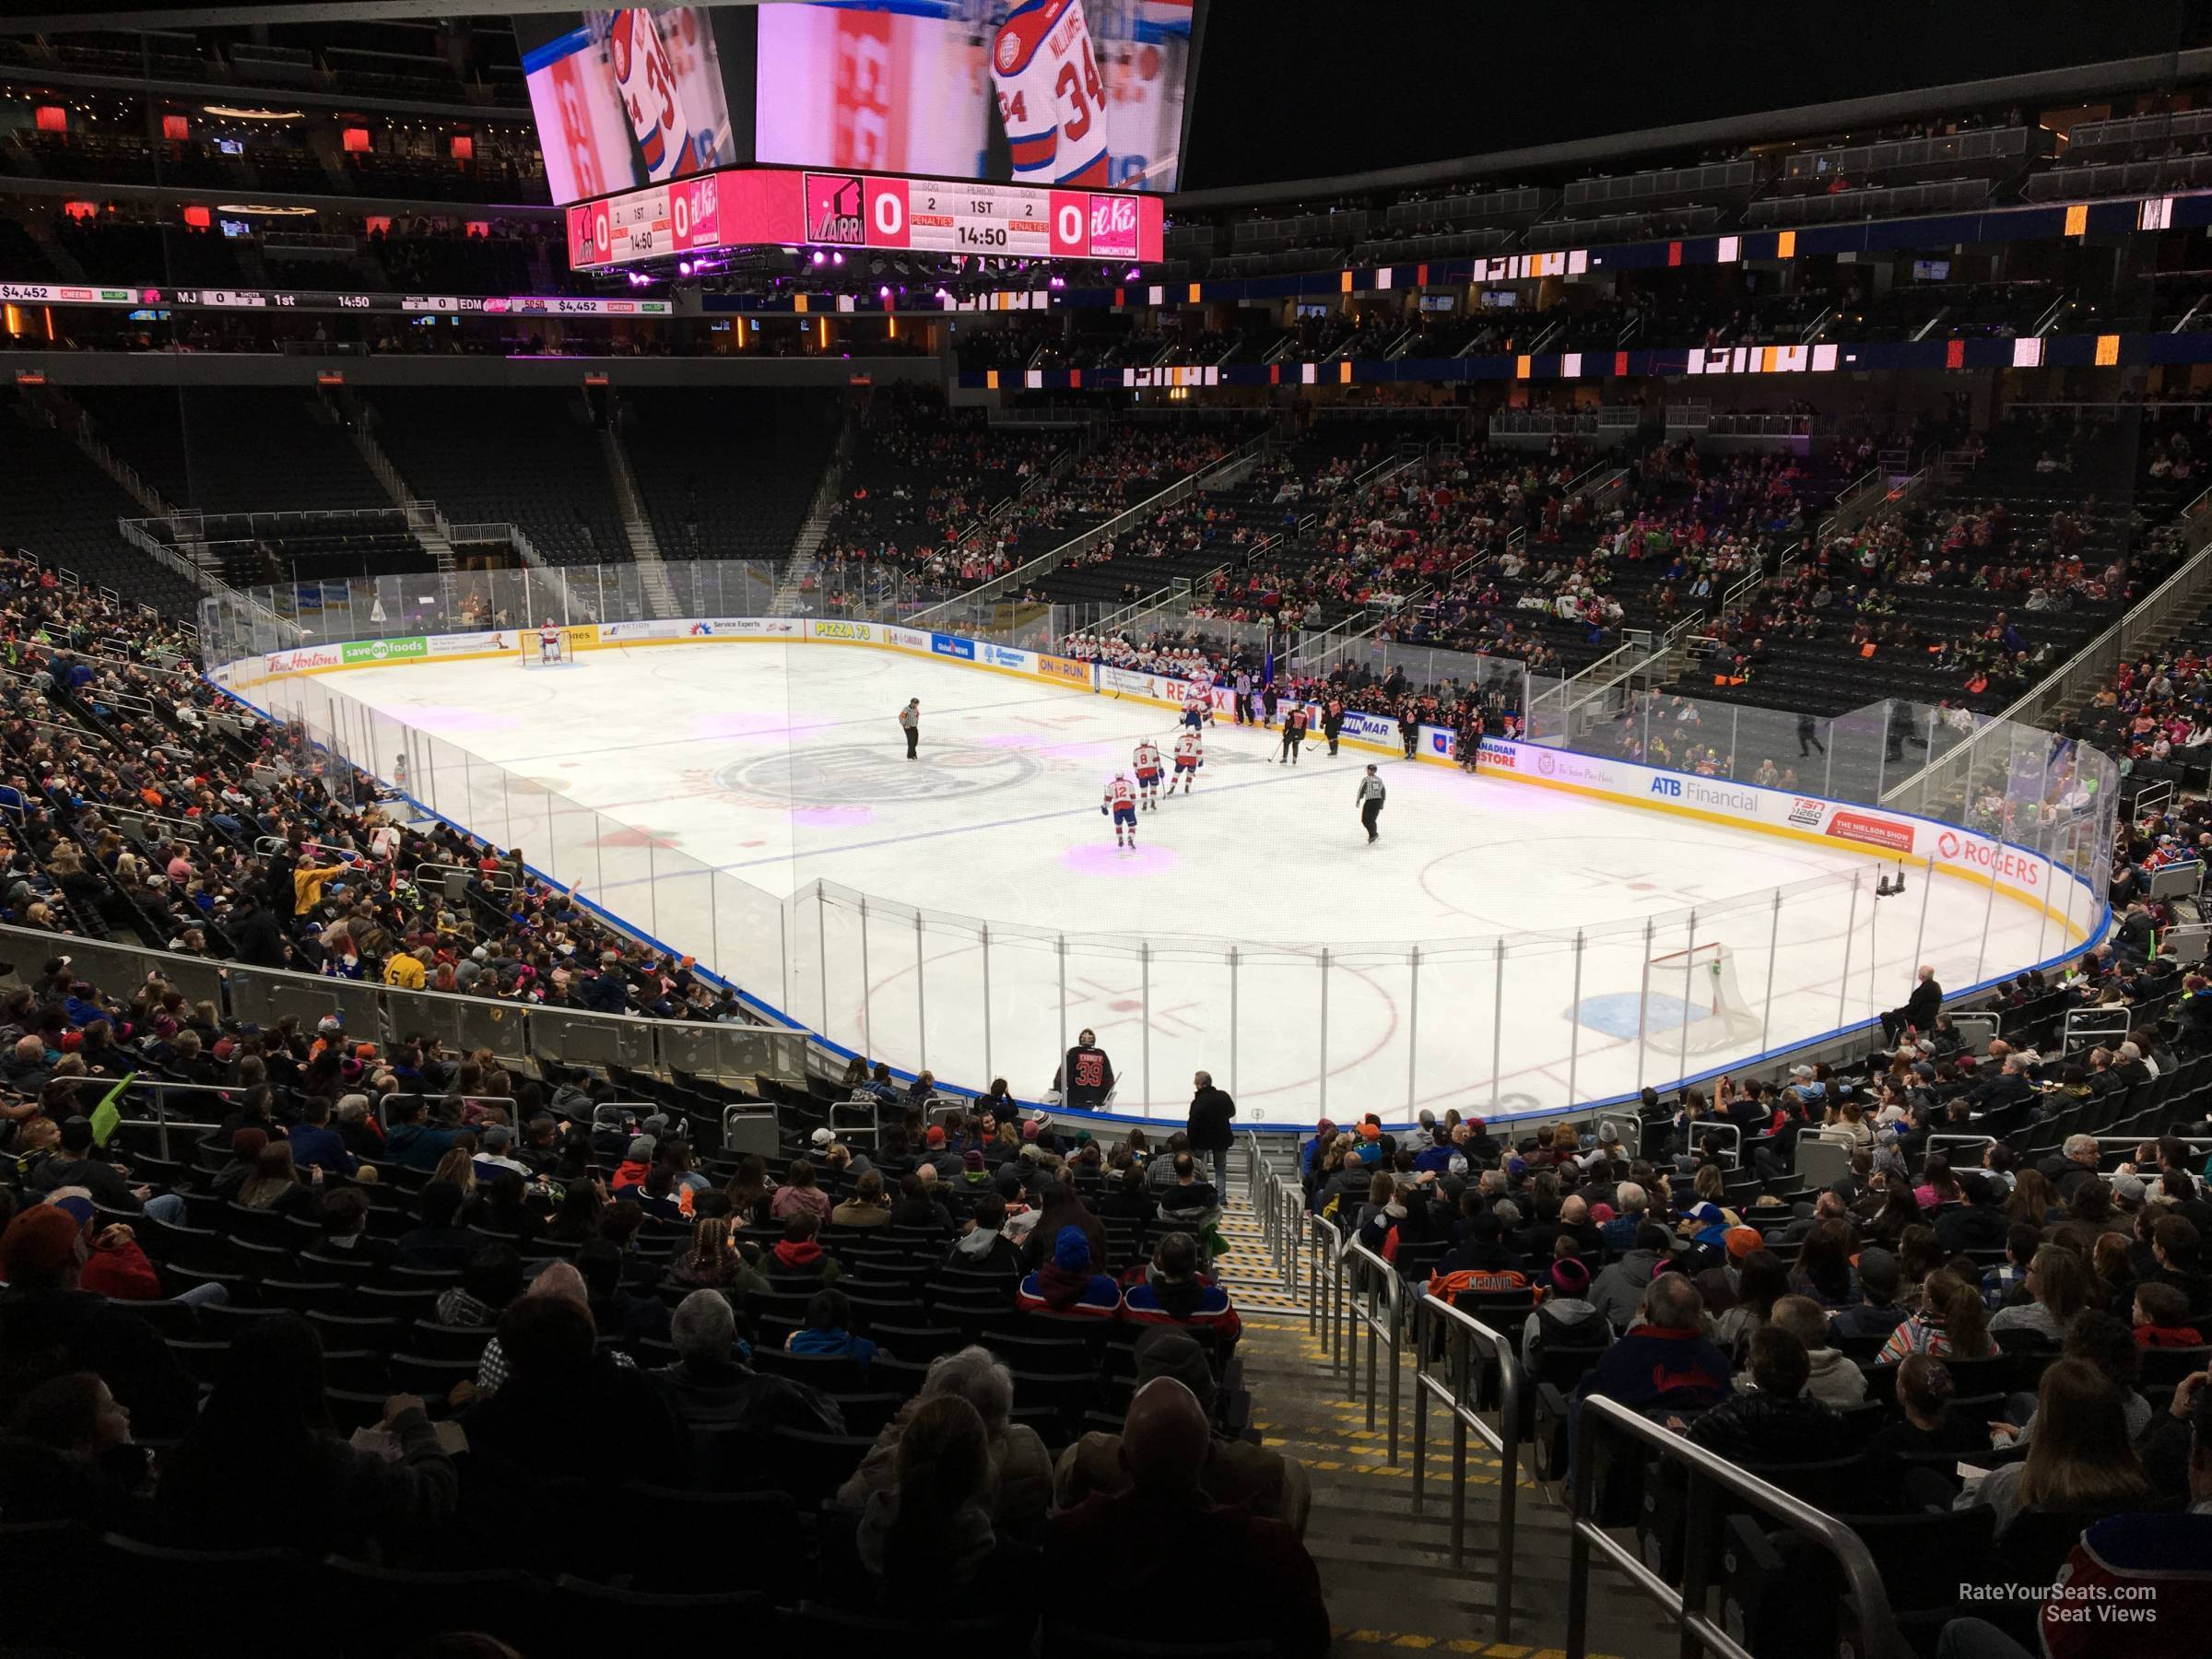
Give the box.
[1119,1376,1212,1495]
[1561,1194,1588,1225]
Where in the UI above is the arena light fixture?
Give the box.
[202,104,303,122]
[214,203,318,216]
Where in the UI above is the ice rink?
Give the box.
[324,641,2078,1124]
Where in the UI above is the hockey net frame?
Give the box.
[1644,940,1762,1053]
[517,628,588,668]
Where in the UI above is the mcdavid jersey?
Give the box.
[608,7,700,184]
[1134,743,1161,772]
[1105,777,1136,808]
[990,0,1109,186]
[1174,734,1202,761]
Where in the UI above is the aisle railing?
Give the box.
[1243,1131,1524,1638]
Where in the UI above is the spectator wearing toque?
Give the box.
[1017,1226,1120,1316]
[653,1289,847,1439]
[1522,1258,1611,1373]
[1046,1376,1330,1658]
[157,1312,457,1557]
[840,1344,1051,1540]
[1055,1325,1311,1533]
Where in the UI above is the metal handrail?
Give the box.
[1346,1239,1406,1462]
[1410,1291,1527,1641]
[1565,1394,1909,1659]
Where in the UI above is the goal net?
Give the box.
[518,629,586,668]
[1643,942,1763,1053]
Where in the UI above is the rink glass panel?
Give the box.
[212,565,2118,1121]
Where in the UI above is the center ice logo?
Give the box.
[719,744,1041,806]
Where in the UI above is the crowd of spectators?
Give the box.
[1307,938,2212,1652]
[0,545,756,1026]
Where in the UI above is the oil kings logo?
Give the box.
[805,173,865,246]
[995,31,1021,71]
[1089,194,1140,259]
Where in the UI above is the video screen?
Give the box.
[520,8,741,206]
[754,1,1193,193]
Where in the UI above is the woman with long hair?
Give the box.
[237,1141,318,1216]
[1867,1175,1924,1247]
[1990,1243,2095,1346]
[1959,1357,2154,1534]
[2005,1167,2061,1228]
[156,1313,457,1555]
[722,1155,773,1229]
[431,1146,477,1198]
[1895,1224,1946,1308]
[1862,1354,1986,1475]
[1715,1250,1791,1363]
[1788,1219,1857,1311]
[670,1215,763,1297]
[1877,1267,1998,1365]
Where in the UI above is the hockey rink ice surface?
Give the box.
[333,641,2078,1124]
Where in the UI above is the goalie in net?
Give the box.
[520,621,581,668]
[1645,942,1763,1053]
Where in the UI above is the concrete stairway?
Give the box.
[1217,1174,1667,1657]
[600,427,680,618]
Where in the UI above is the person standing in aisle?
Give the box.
[1278,703,1308,764]
[1355,766,1387,843]
[1186,1071,1236,1191]
[1398,700,1421,760]
[899,698,921,760]
[1323,698,1346,758]
[1797,712,1824,758]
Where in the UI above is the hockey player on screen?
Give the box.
[538,618,562,665]
[1171,728,1202,794]
[1102,771,1139,847]
[989,0,1111,186]
[1133,737,1164,810]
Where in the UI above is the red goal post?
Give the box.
[1644,941,1762,1053]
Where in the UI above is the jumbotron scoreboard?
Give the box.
[565,165,1163,271]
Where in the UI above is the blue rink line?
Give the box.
[588,752,1394,892]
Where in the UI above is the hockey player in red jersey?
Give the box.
[1171,729,1203,794]
[1133,738,1164,810]
[1102,771,1139,846]
[1180,686,1210,731]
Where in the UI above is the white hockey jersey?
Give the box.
[1134,742,1162,774]
[989,0,1109,186]
[1173,733,1203,763]
[608,7,700,183]
[1105,776,1137,809]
